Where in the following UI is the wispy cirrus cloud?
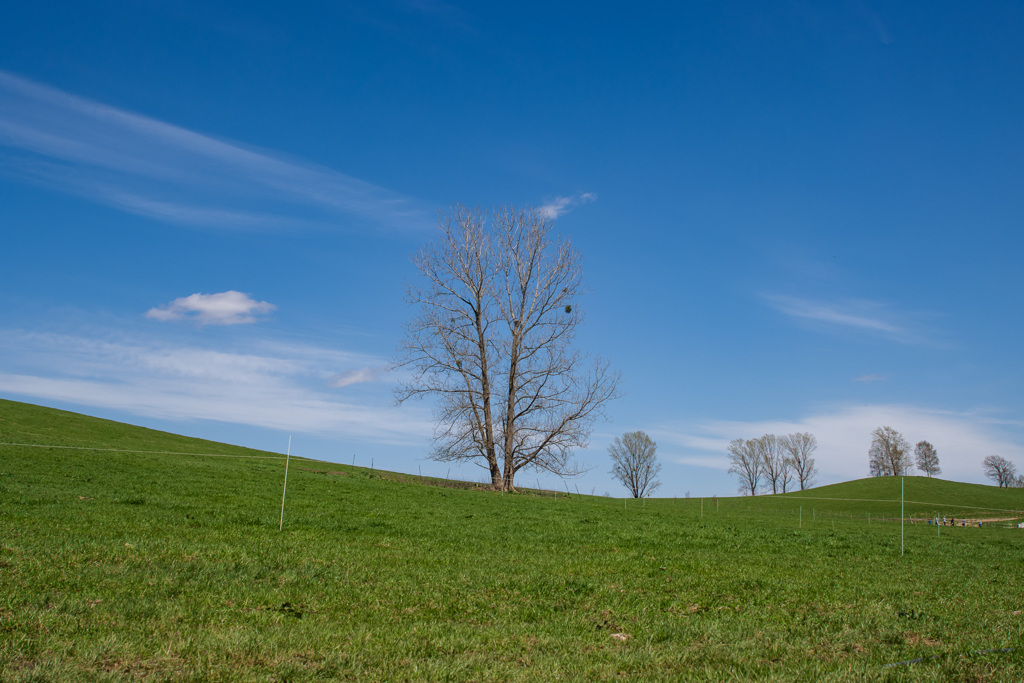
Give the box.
[0,70,428,232]
[538,192,596,220]
[0,329,428,445]
[760,293,936,344]
[762,294,900,333]
[853,374,887,383]
[330,366,388,388]
[652,403,1024,488]
[147,291,276,326]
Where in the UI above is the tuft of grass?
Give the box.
[2,398,1024,681]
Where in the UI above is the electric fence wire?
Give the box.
[0,441,291,459]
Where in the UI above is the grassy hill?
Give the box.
[2,398,1023,681]
[721,475,1024,524]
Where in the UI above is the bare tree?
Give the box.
[727,438,762,496]
[914,440,941,478]
[396,205,620,491]
[608,431,662,498]
[982,455,1018,488]
[758,434,791,494]
[782,432,818,490]
[868,426,912,477]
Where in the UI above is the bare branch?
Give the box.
[395,204,619,490]
[982,455,1017,487]
[782,432,818,490]
[728,438,762,496]
[608,431,662,498]
[914,440,940,478]
[868,426,912,477]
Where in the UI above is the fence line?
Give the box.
[773,494,1023,514]
[774,495,901,504]
[0,442,289,460]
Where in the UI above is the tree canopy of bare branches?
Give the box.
[758,434,792,494]
[914,440,940,478]
[608,431,662,498]
[727,438,762,496]
[781,432,818,490]
[868,426,912,477]
[396,205,620,491]
[982,455,1017,488]
[729,432,818,495]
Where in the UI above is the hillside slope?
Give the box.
[0,398,275,456]
[2,399,1023,681]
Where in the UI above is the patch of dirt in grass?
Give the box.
[4,656,38,672]
[905,632,941,647]
[85,655,169,678]
[591,610,621,632]
[667,603,706,615]
[521,635,540,651]
[226,651,273,669]
[812,640,867,662]
[290,650,328,666]
[298,468,349,476]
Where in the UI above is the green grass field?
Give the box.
[2,398,1024,681]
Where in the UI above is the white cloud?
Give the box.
[760,293,941,345]
[0,330,431,446]
[538,192,597,220]
[146,291,276,326]
[330,366,387,388]
[762,294,900,333]
[853,374,887,383]
[0,70,427,232]
[653,403,1024,487]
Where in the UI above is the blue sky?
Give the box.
[3,1,1024,496]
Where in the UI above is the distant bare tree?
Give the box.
[914,440,941,478]
[396,205,620,491]
[608,431,662,498]
[868,426,912,477]
[727,438,762,496]
[782,432,818,490]
[982,455,1017,488]
[758,434,791,494]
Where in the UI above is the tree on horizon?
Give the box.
[914,440,941,478]
[396,205,620,492]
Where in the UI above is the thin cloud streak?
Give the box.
[763,294,900,333]
[0,330,430,446]
[759,293,941,345]
[0,70,428,231]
